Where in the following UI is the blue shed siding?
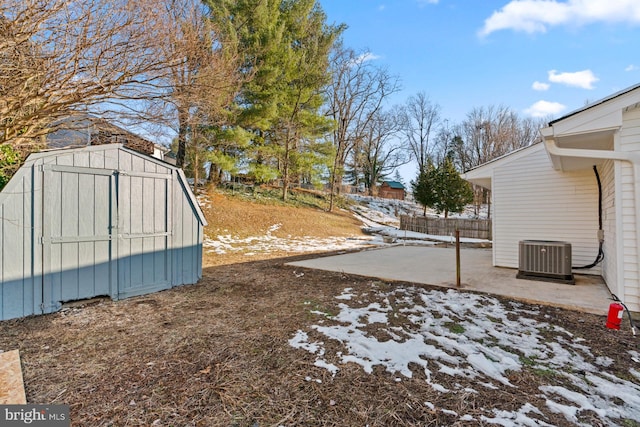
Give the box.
[0,144,206,321]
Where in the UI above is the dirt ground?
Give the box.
[0,190,638,426]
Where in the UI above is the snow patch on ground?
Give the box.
[200,194,490,255]
[196,192,638,425]
[202,230,376,255]
[290,285,640,426]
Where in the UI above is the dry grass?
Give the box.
[0,187,637,426]
[203,188,361,239]
[200,187,366,267]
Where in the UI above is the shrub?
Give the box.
[0,144,23,190]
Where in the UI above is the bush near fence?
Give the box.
[399,215,492,240]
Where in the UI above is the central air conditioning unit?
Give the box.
[516,240,574,284]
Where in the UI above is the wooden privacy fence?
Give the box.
[399,215,492,240]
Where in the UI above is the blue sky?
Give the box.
[319,0,640,125]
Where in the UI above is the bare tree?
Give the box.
[148,0,242,170]
[398,92,441,173]
[452,105,545,217]
[356,108,408,196]
[432,120,459,165]
[325,43,400,210]
[454,105,543,171]
[0,0,177,147]
[0,0,243,190]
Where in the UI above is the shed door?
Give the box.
[42,165,117,312]
[116,170,172,298]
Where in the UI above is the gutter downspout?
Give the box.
[543,136,640,305]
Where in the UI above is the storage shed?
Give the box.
[0,144,207,321]
[379,181,405,200]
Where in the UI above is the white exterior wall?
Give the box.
[618,108,640,309]
[599,159,620,297]
[492,144,601,272]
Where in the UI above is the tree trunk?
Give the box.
[328,178,335,211]
[328,155,340,211]
[282,171,289,201]
[176,109,188,168]
[282,133,290,202]
[193,149,199,193]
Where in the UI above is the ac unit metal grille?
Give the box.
[516,240,575,284]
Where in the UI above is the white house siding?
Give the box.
[599,159,619,297]
[492,144,601,272]
[618,108,640,309]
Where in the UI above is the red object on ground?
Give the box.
[606,302,624,330]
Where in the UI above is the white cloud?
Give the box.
[347,52,382,68]
[525,100,566,117]
[357,52,381,63]
[378,4,385,11]
[479,0,640,36]
[548,69,598,89]
[532,81,550,91]
[417,0,439,5]
[626,64,639,71]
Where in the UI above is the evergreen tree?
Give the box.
[0,144,22,191]
[393,169,405,187]
[206,0,283,182]
[411,159,473,218]
[208,0,344,200]
[267,0,343,200]
[411,162,437,216]
[432,158,473,218]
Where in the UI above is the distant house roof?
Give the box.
[46,115,156,156]
[383,180,405,189]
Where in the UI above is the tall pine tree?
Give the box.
[432,158,473,218]
[411,158,473,218]
[208,0,344,200]
[411,161,437,216]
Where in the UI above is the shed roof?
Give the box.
[383,180,405,189]
[16,144,207,226]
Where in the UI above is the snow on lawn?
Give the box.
[202,223,377,256]
[348,194,490,225]
[200,193,488,255]
[199,193,379,255]
[351,196,491,245]
[290,284,640,426]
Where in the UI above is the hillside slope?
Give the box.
[198,188,370,266]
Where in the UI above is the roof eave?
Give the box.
[548,82,640,126]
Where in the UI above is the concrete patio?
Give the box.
[287,245,613,315]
